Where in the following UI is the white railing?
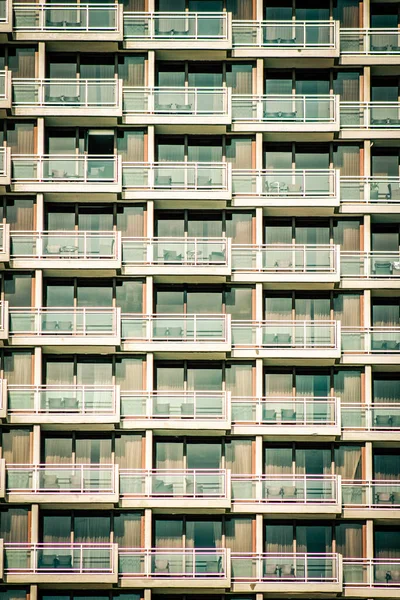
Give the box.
[13,78,120,107]
[341,101,400,128]
[121,313,230,343]
[0,147,7,177]
[4,543,116,573]
[231,396,339,426]
[12,154,119,183]
[7,384,117,414]
[119,547,228,578]
[232,168,339,198]
[120,390,228,420]
[341,402,400,430]
[233,20,337,48]
[232,244,338,273]
[232,95,338,123]
[120,469,228,498]
[342,327,400,353]
[6,464,116,494]
[9,307,120,337]
[123,12,229,41]
[122,237,229,267]
[14,3,119,31]
[123,87,229,116]
[232,474,340,504]
[10,231,119,260]
[341,176,400,204]
[232,320,340,350]
[343,558,400,587]
[342,480,400,508]
[0,0,9,23]
[0,70,7,99]
[341,252,400,278]
[341,28,400,54]
[122,161,230,192]
[231,552,341,583]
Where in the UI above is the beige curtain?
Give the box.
[333,147,361,177]
[225,212,253,243]
[225,439,252,474]
[7,123,35,154]
[0,508,29,542]
[226,0,253,19]
[154,519,184,548]
[115,357,144,390]
[74,514,110,543]
[375,528,400,559]
[186,519,222,548]
[3,352,33,384]
[118,130,145,162]
[75,438,112,464]
[118,56,145,86]
[265,372,292,396]
[225,517,253,552]
[265,446,292,475]
[155,441,184,469]
[333,220,361,251]
[265,523,294,553]
[373,377,400,403]
[116,206,145,236]
[43,436,73,464]
[336,522,363,558]
[44,359,74,385]
[115,434,143,469]
[114,513,142,547]
[6,199,35,231]
[334,294,361,327]
[226,137,253,169]
[335,445,362,479]
[334,370,361,403]
[2,428,31,463]
[8,48,36,77]
[225,362,253,396]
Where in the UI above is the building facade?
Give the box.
[0,1,400,600]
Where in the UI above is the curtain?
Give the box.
[372,301,400,327]
[2,429,31,463]
[0,508,29,542]
[295,448,331,475]
[0,591,28,600]
[3,352,33,384]
[265,295,292,320]
[225,439,252,475]
[225,517,253,552]
[373,377,400,403]
[226,0,253,19]
[334,370,361,403]
[375,528,400,559]
[75,438,112,464]
[333,220,361,251]
[336,523,363,558]
[186,519,222,548]
[155,365,184,390]
[265,372,292,396]
[77,360,113,385]
[334,294,361,327]
[154,519,183,548]
[118,56,145,86]
[44,359,74,385]
[115,280,144,313]
[7,123,35,154]
[295,297,330,321]
[333,73,360,102]
[115,357,144,390]
[226,212,253,243]
[374,452,400,480]
[333,146,361,177]
[117,206,145,236]
[296,525,332,553]
[115,435,143,469]
[74,514,110,542]
[226,137,252,169]
[334,0,360,27]
[226,65,253,94]
[118,131,145,162]
[264,446,292,475]
[225,363,253,396]
[265,223,293,244]
[265,523,293,553]
[335,445,362,479]
[6,199,35,231]
[42,514,71,543]
[43,436,73,464]
[122,0,145,11]
[8,48,35,77]
[114,513,142,547]
[154,441,184,469]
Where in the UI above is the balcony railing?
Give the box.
[341,176,400,205]
[14,3,120,32]
[0,147,8,178]
[342,327,400,353]
[231,552,341,583]
[232,320,340,350]
[122,161,231,193]
[121,314,229,344]
[119,547,228,579]
[9,307,119,337]
[4,543,116,574]
[232,474,340,504]
[13,78,120,108]
[121,390,228,421]
[342,480,400,508]
[343,558,400,587]
[232,169,339,200]
[0,70,7,100]
[123,87,230,117]
[231,396,339,427]
[341,252,400,278]
[123,12,229,42]
[6,464,116,494]
[120,469,228,499]
[7,384,117,415]
[341,102,400,128]
[232,95,338,124]
[233,20,337,49]
[232,244,338,274]
[342,402,400,430]
[0,0,9,24]
[122,237,229,268]
[341,28,400,55]
[12,155,119,183]
[10,231,119,261]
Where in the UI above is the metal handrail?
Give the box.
[341,402,400,430]
[232,320,340,349]
[120,468,228,498]
[13,3,119,32]
[121,313,229,343]
[9,306,119,336]
[122,161,230,191]
[341,28,400,55]
[233,20,337,49]
[13,78,119,107]
[10,230,118,260]
[232,244,338,273]
[123,11,229,41]
[12,154,119,183]
[7,384,117,414]
[123,86,229,115]
[122,237,228,266]
[232,94,338,123]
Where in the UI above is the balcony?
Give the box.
[3,542,118,584]
[7,384,119,426]
[10,230,121,272]
[341,102,400,138]
[13,3,123,42]
[118,548,230,588]
[0,0,12,33]
[232,168,340,209]
[0,224,10,266]
[122,237,231,278]
[342,402,400,441]
[0,301,9,343]
[231,396,340,438]
[342,480,400,518]
[232,320,341,360]
[12,78,123,120]
[232,20,339,58]
[12,154,122,197]
[231,474,341,515]
[341,252,400,288]
[121,314,231,354]
[341,177,400,213]
[122,161,231,202]
[9,307,121,349]
[123,12,232,50]
[231,552,342,593]
[232,244,340,285]
[0,70,12,112]
[341,28,400,64]
[123,87,231,127]
[342,327,400,364]
[0,147,11,190]
[6,463,119,505]
[231,95,340,135]
[343,558,400,595]
[120,469,230,510]
[120,390,230,432]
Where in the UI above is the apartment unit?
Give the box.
[1,1,400,600]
